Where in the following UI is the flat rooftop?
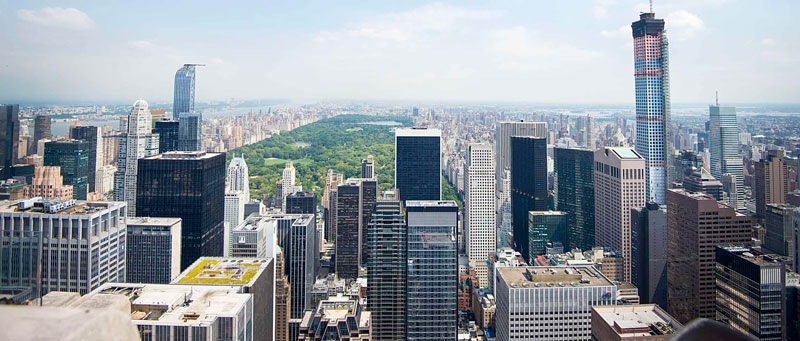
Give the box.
[529,210,565,216]
[127,217,181,227]
[0,199,122,216]
[405,200,458,208]
[143,151,221,160]
[173,257,271,286]
[395,127,441,137]
[610,147,643,160]
[498,266,614,288]
[593,304,682,338]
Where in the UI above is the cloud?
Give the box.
[593,0,616,19]
[601,25,630,38]
[489,26,601,61]
[760,38,776,46]
[17,7,95,30]
[666,10,704,41]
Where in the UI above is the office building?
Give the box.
[594,147,646,282]
[715,246,785,340]
[275,247,290,341]
[755,149,788,219]
[177,112,202,151]
[114,100,159,216]
[285,215,317,319]
[528,211,567,258]
[631,203,667,307]
[764,204,797,258]
[367,200,406,341]
[323,169,344,241]
[225,156,250,253]
[298,295,372,340]
[126,217,182,284]
[510,136,547,263]
[286,191,317,215]
[335,182,360,279]
[153,119,179,153]
[632,11,672,205]
[173,257,275,341]
[173,64,199,115]
[395,127,441,201]
[495,120,547,192]
[23,166,73,200]
[230,214,276,258]
[0,198,126,296]
[674,150,704,183]
[495,266,617,341]
[358,180,377,266]
[709,104,744,210]
[554,147,595,251]
[244,200,264,219]
[224,190,248,254]
[43,139,89,200]
[280,161,302,209]
[361,154,374,179]
[683,167,723,201]
[74,283,254,341]
[33,115,51,146]
[666,189,752,322]
[0,104,19,180]
[70,126,103,193]
[591,304,682,341]
[136,151,225,269]
[405,200,458,341]
[465,143,496,286]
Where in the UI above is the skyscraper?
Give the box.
[335,182,361,279]
[510,136,547,263]
[33,115,51,147]
[227,156,250,195]
[286,191,317,215]
[177,112,202,151]
[23,166,73,200]
[631,203,667,307]
[125,217,182,284]
[764,204,797,257]
[153,119,179,153]
[70,126,103,193]
[367,200,406,341]
[281,161,302,209]
[755,149,788,219]
[114,100,159,216]
[528,211,567,257]
[715,246,786,340]
[173,64,200,116]
[495,121,547,201]
[666,189,752,322]
[224,156,250,254]
[594,147,646,283]
[43,139,89,200]
[361,154,374,179]
[136,151,226,269]
[465,143,496,287]
[286,215,317,319]
[632,11,671,205]
[405,200,458,341]
[709,104,744,209]
[682,167,723,200]
[395,127,441,202]
[554,147,595,251]
[0,104,19,180]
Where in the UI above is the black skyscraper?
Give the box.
[0,105,20,180]
[554,147,595,251]
[367,200,407,340]
[335,183,360,279]
[154,120,180,153]
[136,151,226,269]
[70,126,100,192]
[286,191,317,216]
[360,179,377,266]
[43,139,89,200]
[510,136,547,262]
[395,128,441,201]
[33,115,51,146]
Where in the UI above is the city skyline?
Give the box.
[2,1,799,103]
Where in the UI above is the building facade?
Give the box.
[136,151,226,269]
[406,201,458,341]
[0,104,20,180]
[495,121,547,194]
[367,200,406,341]
[177,112,202,152]
[709,104,744,210]
[395,128,441,202]
[554,147,595,251]
[153,119,179,153]
[23,166,73,200]
[173,64,198,116]
[510,136,548,263]
[764,204,797,258]
[594,147,646,282]
[465,143,496,287]
[755,149,788,219]
[69,126,103,193]
[114,100,159,216]
[126,217,182,284]
[528,211,568,258]
[631,203,668,308]
[43,139,89,200]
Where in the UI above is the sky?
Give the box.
[0,0,798,104]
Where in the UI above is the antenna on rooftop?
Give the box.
[650,0,654,13]
[715,91,719,106]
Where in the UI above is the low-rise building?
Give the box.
[126,217,181,284]
[591,304,683,341]
[298,295,371,340]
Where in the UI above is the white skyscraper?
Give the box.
[281,161,302,210]
[227,155,250,195]
[225,156,250,256]
[465,143,496,287]
[114,100,159,216]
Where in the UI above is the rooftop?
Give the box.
[405,200,458,208]
[172,257,271,286]
[143,151,221,160]
[610,147,643,160]
[127,217,181,227]
[529,210,566,216]
[593,304,682,338]
[498,266,614,288]
[395,127,441,137]
[0,198,123,216]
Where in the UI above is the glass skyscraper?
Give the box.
[43,139,89,200]
[528,211,567,257]
[406,201,458,341]
[632,11,672,205]
[395,128,441,202]
[510,136,547,263]
[554,147,595,251]
[709,104,743,210]
[367,200,407,341]
[69,126,102,193]
[173,64,198,116]
[178,112,202,151]
[153,120,179,153]
[0,104,19,180]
